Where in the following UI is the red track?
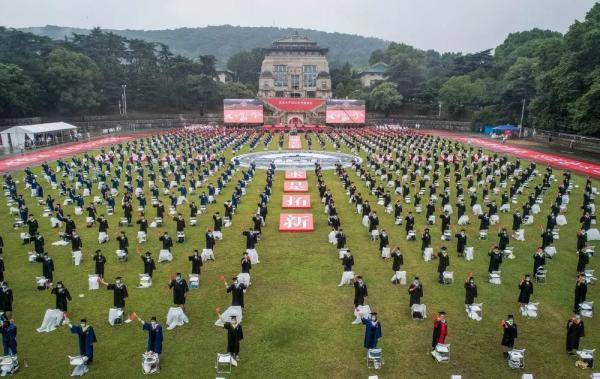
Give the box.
[424,130,600,178]
[0,135,135,173]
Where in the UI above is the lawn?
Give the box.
[1,130,598,378]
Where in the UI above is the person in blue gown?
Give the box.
[69,319,97,364]
[0,319,17,356]
[362,312,382,349]
[138,316,163,356]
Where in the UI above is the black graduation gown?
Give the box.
[169,279,189,305]
[379,234,389,251]
[574,282,588,310]
[188,255,203,274]
[518,281,533,303]
[51,287,72,311]
[336,232,346,249]
[93,255,106,276]
[354,282,368,307]
[205,233,216,249]
[342,255,354,271]
[577,251,589,273]
[227,284,246,307]
[242,231,257,249]
[241,258,252,274]
[0,288,13,312]
[464,283,477,305]
[160,235,173,250]
[224,322,244,355]
[501,323,518,348]
[392,252,403,271]
[142,257,156,277]
[437,253,449,273]
[71,236,83,251]
[566,320,585,351]
[533,254,545,276]
[498,233,509,250]
[42,259,54,281]
[455,233,467,253]
[488,251,502,272]
[107,284,128,308]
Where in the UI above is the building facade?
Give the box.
[358,62,389,88]
[258,33,332,99]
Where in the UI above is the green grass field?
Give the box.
[1,131,598,378]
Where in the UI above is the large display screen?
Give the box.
[223,99,264,124]
[326,99,366,124]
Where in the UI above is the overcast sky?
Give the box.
[0,0,596,52]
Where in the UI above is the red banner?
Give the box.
[326,99,366,124]
[223,99,263,124]
[266,98,325,112]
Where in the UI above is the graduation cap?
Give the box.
[507,314,514,319]
[151,316,157,321]
[232,276,238,280]
[80,318,87,323]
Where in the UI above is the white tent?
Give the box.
[0,122,78,149]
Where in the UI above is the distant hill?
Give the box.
[18,25,390,68]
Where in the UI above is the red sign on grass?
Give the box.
[288,135,302,150]
[279,213,314,232]
[282,194,311,209]
[285,170,307,180]
[283,180,309,192]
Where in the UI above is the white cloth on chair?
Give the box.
[158,249,173,262]
[466,304,483,321]
[353,305,371,324]
[72,250,83,266]
[472,204,483,215]
[339,271,354,286]
[98,232,108,244]
[423,247,433,262]
[556,215,567,226]
[490,215,500,225]
[458,215,469,225]
[544,246,557,258]
[586,228,600,241]
[381,247,391,259]
[137,231,147,243]
[88,275,99,290]
[108,308,124,326]
[213,231,223,240]
[246,249,260,264]
[521,303,538,318]
[328,230,337,245]
[201,249,214,261]
[37,309,64,332]
[214,306,243,327]
[362,216,369,228]
[465,247,474,261]
[515,229,525,241]
[166,307,189,330]
[391,271,407,284]
[237,273,250,287]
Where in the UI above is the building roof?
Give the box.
[1,122,77,135]
[267,32,328,54]
[358,62,389,76]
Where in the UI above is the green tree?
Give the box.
[226,48,265,86]
[0,63,35,117]
[369,82,403,116]
[439,75,486,117]
[219,81,255,99]
[45,47,102,114]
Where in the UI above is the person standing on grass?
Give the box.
[67,318,97,364]
[353,275,368,307]
[362,312,382,349]
[566,314,585,355]
[431,312,448,349]
[500,315,517,358]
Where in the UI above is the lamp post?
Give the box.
[518,98,525,138]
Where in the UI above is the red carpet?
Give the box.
[424,130,600,178]
[0,136,135,173]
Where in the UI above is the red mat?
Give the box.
[424,130,600,178]
[279,213,314,232]
[282,194,311,209]
[0,136,135,173]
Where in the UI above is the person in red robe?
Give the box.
[431,312,448,349]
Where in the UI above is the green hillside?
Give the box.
[18,25,390,68]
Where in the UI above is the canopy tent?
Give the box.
[0,122,78,149]
[491,125,519,133]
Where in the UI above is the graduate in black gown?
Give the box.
[101,277,128,309]
[532,248,546,277]
[142,252,156,278]
[408,277,423,307]
[573,274,588,313]
[336,228,347,249]
[92,250,106,278]
[42,254,54,282]
[391,247,403,272]
[454,229,467,257]
[50,281,72,311]
[566,314,585,354]
[488,246,503,273]
[68,318,97,364]
[225,277,246,308]
[188,249,203,275]
[0,282,13,320]
[464,274,477,305]
[353,276,368,307]
[168,273,189,310]
[518,275,533,309]
[500,315,517,358]
[436,248,450,284]
[218,314,243,361]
